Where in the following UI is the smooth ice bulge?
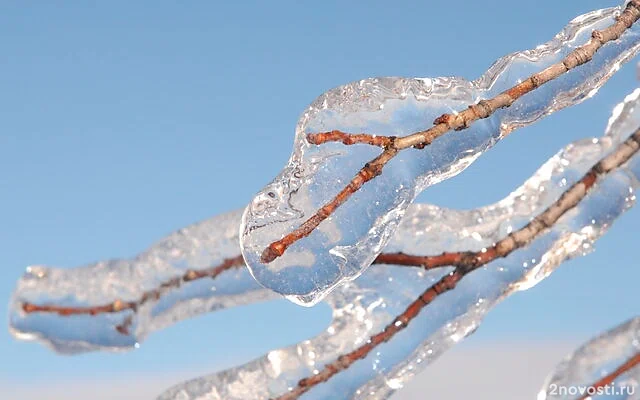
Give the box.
[240,3,640,305]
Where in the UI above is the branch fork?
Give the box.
[260,0,640,264]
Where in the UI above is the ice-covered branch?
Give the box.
[157,88,640,399]
[270,125,640,400]
[7,2,640,399]
[9,211,270,353]
[306,131,394,148]
[258,1,640,266]
[161,90,640,399]
[240,0,640,305]
[10,84,640,397]
[15,107,640,351]
[538,317,640,400]
[14,254,451,322]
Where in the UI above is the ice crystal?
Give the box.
[239,2,640,305]
[538,317,640,400]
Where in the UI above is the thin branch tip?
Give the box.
[19,255,246,334]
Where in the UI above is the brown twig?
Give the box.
[272,126,640,400]
[576,351,640,400]
[18,252,455,320]
[20,255,245,328]
[373,251,464,268]
[261,1,640,264]
[306,131,395,147]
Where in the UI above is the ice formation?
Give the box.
[8,210,270,353]
[155,87,640,400]
[239,1,640,305]
[7,2,640,399]
[9,81,640,398]
[538,317,640,400]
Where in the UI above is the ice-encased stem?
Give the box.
[8,211,273,353]
[6,3,640,399]
[156,88,640,399]
[538,317,640,400]
[260,0,640,265]
[240,0,640,306]
[9,88,640,396]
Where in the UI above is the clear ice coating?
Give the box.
[9,84,640,399]
[538,317,640,400]
[156,87,640,400]
[239,2,640,305]
[8,210,275,353]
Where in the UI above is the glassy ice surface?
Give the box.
[9,210,275,353]
[240,3,640,305]
[538,317,640,400]
[9,85,640,399]
[156,88,640,400]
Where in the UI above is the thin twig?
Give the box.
[20,255,245,319]
[18,252,452,320]
[272,126,640,400]
[306,131,394,147]
[576,351,640,400]
[373,251,464,269]
[19,122,640,342]
[261,1,640,264]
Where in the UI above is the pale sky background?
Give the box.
[1,1,638,399]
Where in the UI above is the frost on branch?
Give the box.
[538,317,640,400]
[9,81,640,399]
[240,2,640,306]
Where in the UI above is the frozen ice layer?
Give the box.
[158,87,640,399]
[11,85,639,396]
[240,2,640,305]
[7,3,640,398]
[538,317,640,400]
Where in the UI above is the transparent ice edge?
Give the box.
[239,2,640,305]
[538,316,640,400]
[8,84,640,400]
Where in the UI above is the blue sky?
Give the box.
[1,0,638,397]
